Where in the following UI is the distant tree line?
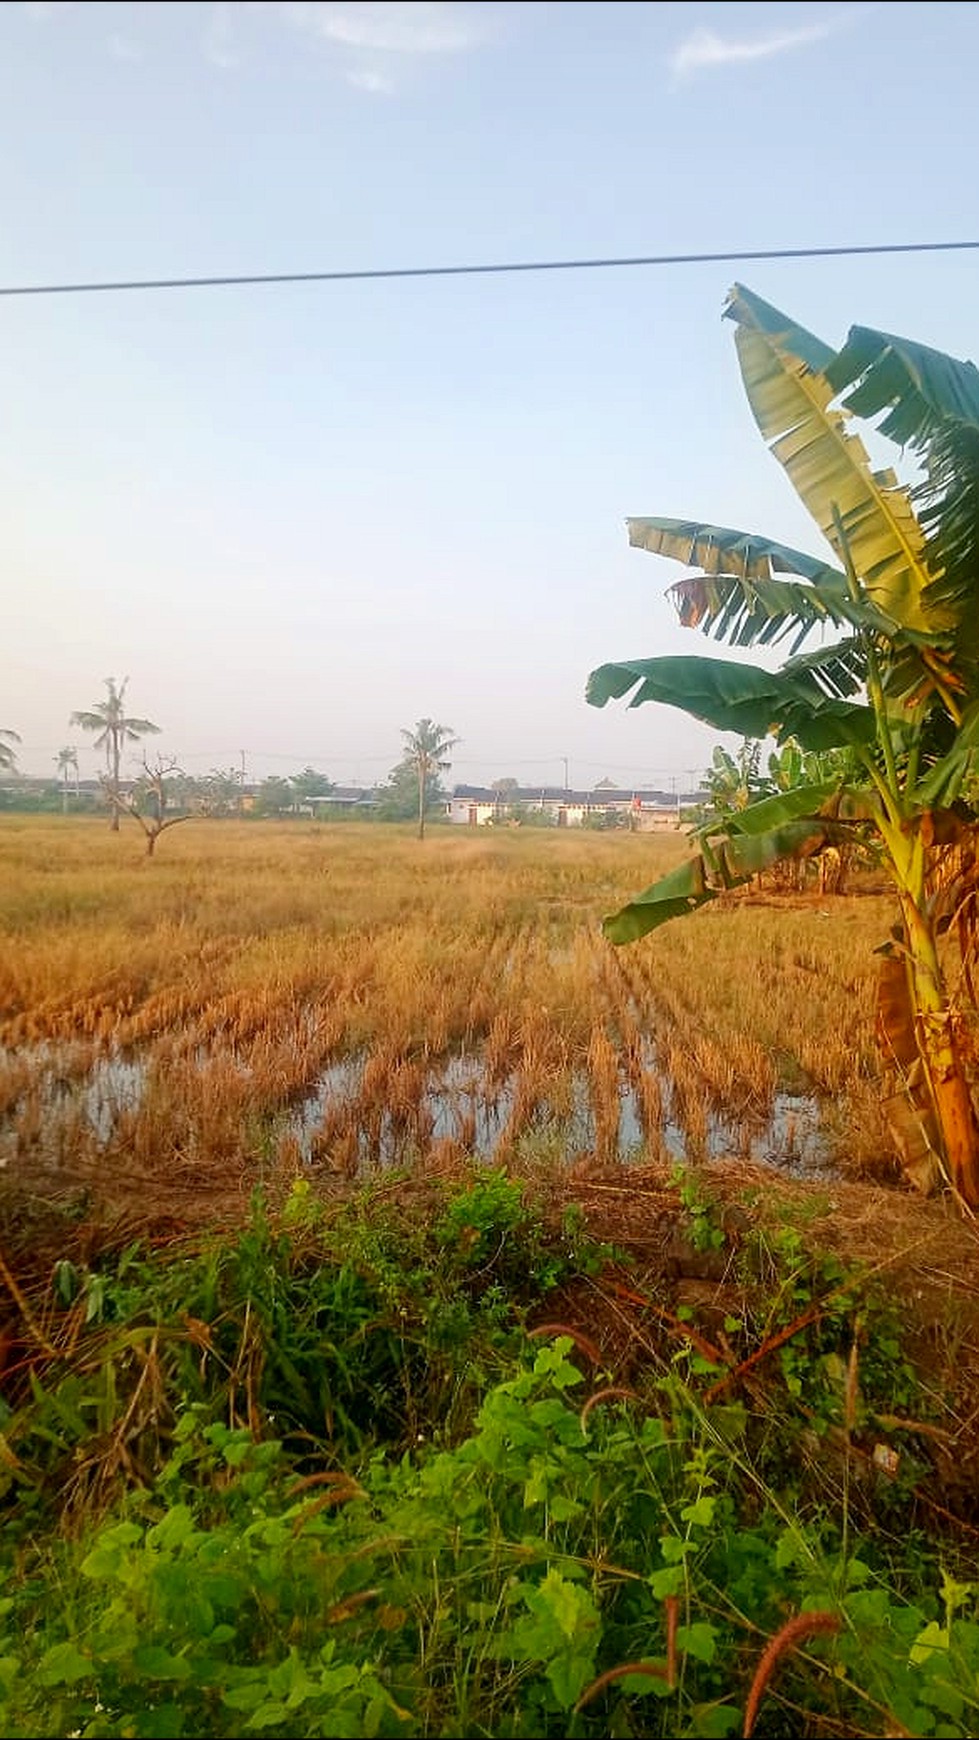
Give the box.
[2,687,461,844]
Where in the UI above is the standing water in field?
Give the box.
[0,1036,829,1180]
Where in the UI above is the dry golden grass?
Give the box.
[0,815,898,1208]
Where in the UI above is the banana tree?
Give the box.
[588,285,979,1204]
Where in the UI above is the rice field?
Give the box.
[0,816,895,1208]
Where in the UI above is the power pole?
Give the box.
[238,749,246,819]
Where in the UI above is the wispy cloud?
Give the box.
[194,2,490,88]
[670,15,850,80]
[345,67,395,94]
[280,2,490,57]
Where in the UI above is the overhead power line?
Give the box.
[2,239,978,300]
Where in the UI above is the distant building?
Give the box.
[445,784,700,829]
[304,786,378,817]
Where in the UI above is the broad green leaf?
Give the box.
[549,1493,585,1522]
[245,1700,291,1731]
[781,636,868,700]
[81,1521,144,1581]
[711,781,843,836]
[676,1621,719,1665]
[222,1683,266,1713]
[910,1620,949,1666]
[147,1503,196,1550]
[726,284,948,635]
[684,1703,743,1737]
[522,1457,551,1508]
[828,325,979,451]
[599,857,716,942]
[909,697,979,807]
[617,1667,675,1698]
[586,654,876,753]
[35,1641,93,1687]
[602,817,851,944]
[207,1623,237,1645]
[533,1568,600,1642]
[548,1651,597,1709]
[628,519,948,693]
[680,1494,717,1528]
[627,517,853,654]
[940,1568,975,1615]
[660,1535,691,1563]
[132,1645,192,1682]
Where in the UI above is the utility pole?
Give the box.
[562,756,569,791]
[238,749,246,819]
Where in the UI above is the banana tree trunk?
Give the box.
[900,894,979,1206]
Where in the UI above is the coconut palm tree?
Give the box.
[70,678,160,831]
[55,746,79,814]
[400,718,460,840]
[0,728,20,775]
[588,284,979,1205]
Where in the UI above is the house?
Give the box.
[445,785,701,829]
[305,786,378,817]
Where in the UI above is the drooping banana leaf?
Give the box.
[913,698,979,807]
[627,518,869,653]
[827,325,979,667]
[780,636,867,700]
[626,517,843,585]
[602,816,851,944]
[725,285,953,639]
[704,781,846,837]
[827,326,979,448]
[625,518,946,708]
[586,654,876,753]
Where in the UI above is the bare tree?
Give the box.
[110,756,194,857]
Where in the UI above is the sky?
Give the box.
[5,0,979,793]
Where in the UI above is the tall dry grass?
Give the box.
[0,815,897,1203]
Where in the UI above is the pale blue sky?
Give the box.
[5,0,979,790]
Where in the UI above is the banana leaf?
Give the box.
[626,518,845,587]
[913,698,979,807]
[627,518,861,654]
[705,781,843,838]
[725,284,950,637]
[827,326,979,447]
[603,817,848,944]
[780,636,867,700]
[586,653,876,753]
[828,325,979,663]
